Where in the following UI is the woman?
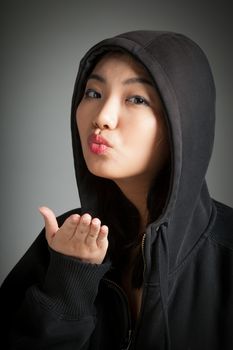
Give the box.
[1,30,233,350]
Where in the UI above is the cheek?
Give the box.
[123,117,168,173]
[124,117,159,150]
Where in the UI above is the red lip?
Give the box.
[88,134,111,146]
[88,134,112,154]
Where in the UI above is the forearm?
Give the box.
[7,249,111,349]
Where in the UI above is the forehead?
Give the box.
[91,51,152,79]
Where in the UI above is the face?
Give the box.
[76,52,169,190]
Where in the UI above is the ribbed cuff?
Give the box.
[34,248,111,318]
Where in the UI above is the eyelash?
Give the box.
[84,89,150,107]
[126,96,150,106]
[84,89,101,99]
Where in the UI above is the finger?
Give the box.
[74,213,92,241]
[61,214,80,239]
[97,225,109,243]
[38,206,58,244]
[86,218,101,246]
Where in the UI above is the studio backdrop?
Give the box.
[1,0,232,283]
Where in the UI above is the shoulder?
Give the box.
[210,199,233,250]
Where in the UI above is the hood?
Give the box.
[70,30,218,349]
[71,30,217,269]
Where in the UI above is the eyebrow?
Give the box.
[87,73,154,87]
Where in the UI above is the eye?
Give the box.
[84,89,101,99]
[126,95,150,106]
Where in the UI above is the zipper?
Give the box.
[141,232,147,280]
[125,232,147,349]
[103,231,149,349]
[129,225,163,348]
[126,224,167,348]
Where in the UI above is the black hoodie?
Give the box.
[1,30,233,350]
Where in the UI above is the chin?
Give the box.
[86,164,116,180]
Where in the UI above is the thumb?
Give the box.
[38,206,59,244]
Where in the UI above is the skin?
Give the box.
[39,207,109,264]
[40,52,169,265]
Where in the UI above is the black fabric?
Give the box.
[1,30,233,349]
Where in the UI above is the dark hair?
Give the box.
[100,160,171,288]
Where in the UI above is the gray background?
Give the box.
[1,0,232,284]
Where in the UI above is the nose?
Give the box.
[93,97,119,130]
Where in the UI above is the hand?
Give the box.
[39,207,109,264]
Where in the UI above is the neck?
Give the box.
[114,177,150,233]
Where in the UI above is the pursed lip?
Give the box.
[87,133,113,154]
[88,134,112,147]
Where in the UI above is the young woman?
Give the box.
[1,30,233,350]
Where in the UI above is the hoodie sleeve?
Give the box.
[7,247,111,349]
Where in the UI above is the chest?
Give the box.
[121,265,143,324]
